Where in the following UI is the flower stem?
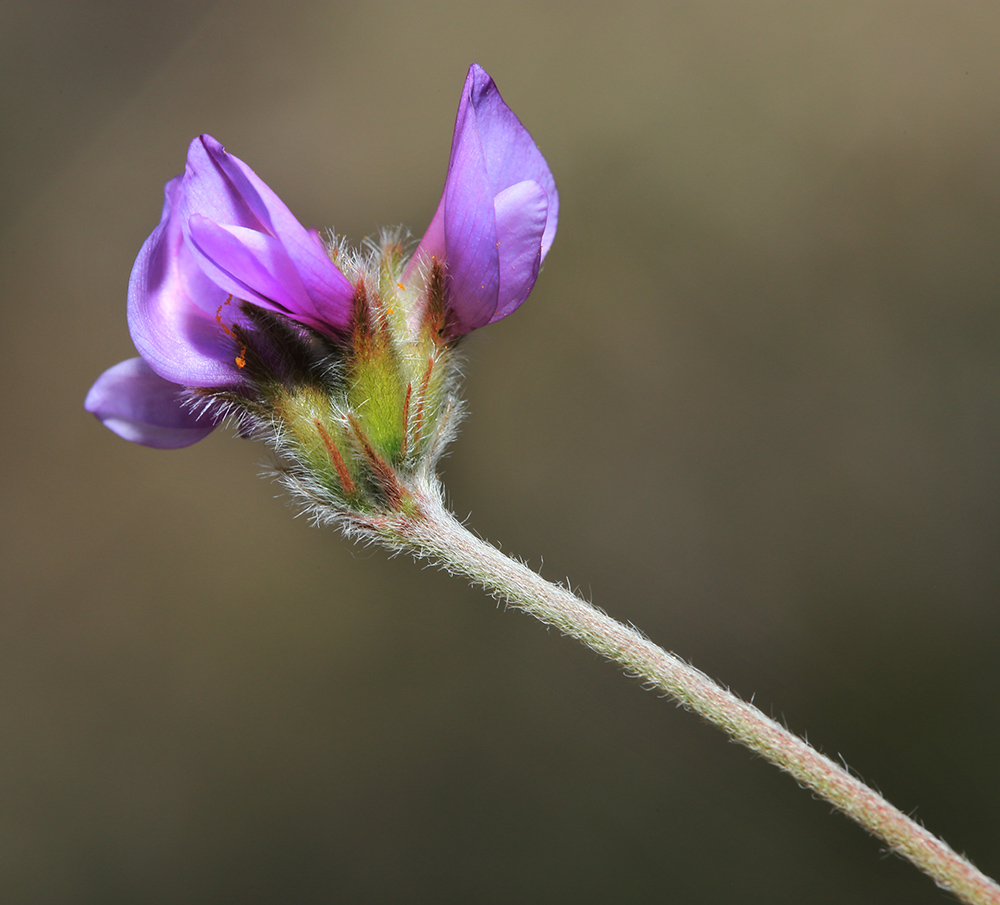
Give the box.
[371,480,1000,905]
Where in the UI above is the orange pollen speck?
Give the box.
[215,295,236,338]
[397,282,405,290]
[216,295,246,368]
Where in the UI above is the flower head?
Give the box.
[87,134,358,447]
[87,65,557,521]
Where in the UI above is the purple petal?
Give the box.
[459,65,559,258]
[438,93,501,332]
[411,65,558,335]
[490,179,549,323]
[85,358,218,448]
[127,177,243,387]
[186,216,320,323]
[181,135,354,332]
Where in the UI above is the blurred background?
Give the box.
[3,1,1000,902]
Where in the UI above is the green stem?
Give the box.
[373,479,1000,905]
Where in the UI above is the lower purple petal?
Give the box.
[85,358,218,448]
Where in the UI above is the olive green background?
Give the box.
[3,2,999,902]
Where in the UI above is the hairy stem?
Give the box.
[372,480,999,905]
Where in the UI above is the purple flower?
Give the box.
[409,64,559,336]
[87,135,356,447]
[87,65,558,450]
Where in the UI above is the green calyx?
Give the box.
[247,232,461,519]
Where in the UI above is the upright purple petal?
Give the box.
[411,64,558,335]
[459,66,559,259]
[180,135,354,332]
[437,93,501,332]
[85,358,218,449]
